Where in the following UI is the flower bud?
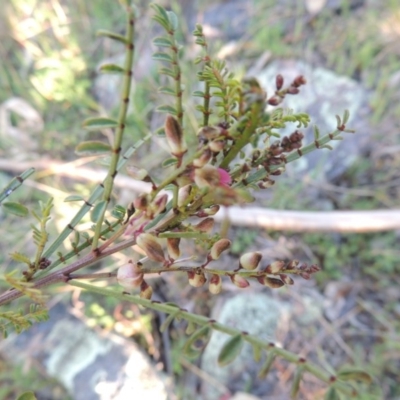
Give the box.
[197,205,220,217]
[280,274,294,285]
[268,96,281,106]
[300,272,311,280]
[287,87,299,95]
[178,184,192,207]
[259,276,284,288]
[133,194,149,211]
[258,179,275,189]
[194,164,221,188]
[292,75,306,87]
[193,148,212,168]
[230,274,249,288]
[209,274,222,294]
[117,261,144,289]
[275,74,284,90]
[150,194,168,217]
[193,217,214,233]
[265,261,285,274]
[208,140,225,153]
[188,270,206,287]
[239,252,262,271]
[126,165,149,181]
[167,237,181,260]
[209,238,231,260]
[136,233,166,263]
[164,115,187,157]
[197,126,222,141]
[287,259,300,269]
[140,280,153,299]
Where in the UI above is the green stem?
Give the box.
[92,7,136,250]
[0,167,35,204]
[68,280,357,397]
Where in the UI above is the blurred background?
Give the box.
[0,0,399,399]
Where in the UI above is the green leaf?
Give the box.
[151,4,170,30]
[183,325,211,354]
[91,200,108,223]
[75,141,112,156]
[167,11,178,30]
[9,252,31,265]
[82,117,118,131]
[193,90,205,97]
[337,367,372,384]
[97,29,127,44]
[158,86,176,95]
[159,67,176,78]
[64,195,85,202]
[111,205,126,220]
[162,158,178,168]
[156,105,177,114]
[217,334,244,367]
[17,392,37,400]
[2,201,28,217]
[252,343,262,363]
[99,63,125,74]
[153,37,173,47]
[324,387,340,400]
[153,52,174,62]
[258,352,276,379]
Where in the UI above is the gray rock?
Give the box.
[201,293,289,400]
[0,303,171,400]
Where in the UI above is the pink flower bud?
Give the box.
[164,115,187,157]
[239,252,262,271]
[276,74,284,90]
[188,270,206,287]
[230,274,250,288]
[117,261,144,289]
[133,194,149,211]
[136,233,166,263]
[209,274,222,294]
[210,238,231,260]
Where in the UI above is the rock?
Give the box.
[0,303,171,400]
[256,59,371,181]
[200,293,289,400]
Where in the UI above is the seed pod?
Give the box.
[140,280,153,299]
[209,274,222,294]
[193,217,215,233]
[239,252,262,271]
[261,277,284,289]
[230,274,250,288]
[193,148,212,168]
[126,165,149,181]
[136,233,166,263]
[265,260,285,274]
[164,115,187,157]
[167,237,181,260]
[178,184,192,207]
[188,270,206,287]
[117,261,144,289]
[210,239,231,260]
[280,274,294,285]
[208,140,225,153]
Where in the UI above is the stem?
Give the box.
[68,280,357,397]
[92,7,136,250]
